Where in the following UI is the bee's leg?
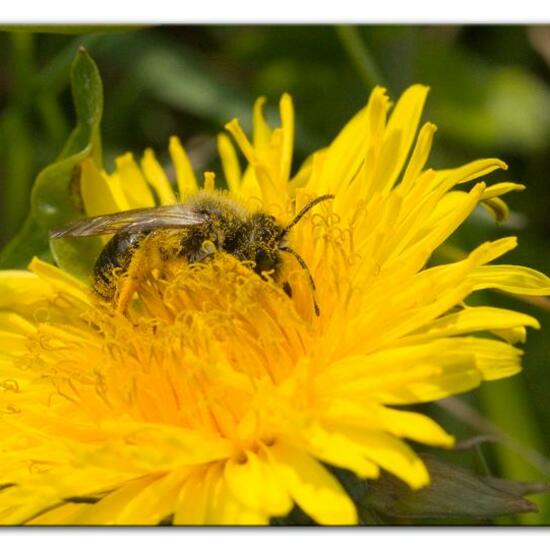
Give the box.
[93,229,151,310]
[115,236,164,312]
[115,262,144,313]
[199,240,218,261]
[186,239,217,264]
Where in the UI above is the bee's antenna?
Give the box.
[280,246,321,316]
[283,194,335,235]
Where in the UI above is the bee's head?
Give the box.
[243,195,335,280]
[246,212,286,277]
[224,195,334,315]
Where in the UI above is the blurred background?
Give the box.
[0,25,549,524]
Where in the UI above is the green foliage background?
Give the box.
[1,25,550,525]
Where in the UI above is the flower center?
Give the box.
[24,255,312,447]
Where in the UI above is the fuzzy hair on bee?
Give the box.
[50,191,335,314]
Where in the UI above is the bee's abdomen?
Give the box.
[93,229,150,300]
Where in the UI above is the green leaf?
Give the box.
[481,476,550,498]
[31,47,104,280]
[0,216,51,269]
[270,506,316,526]
[135,44,252,126]
[360,454,544,521]
[58,48,103,164]
[35,35,102,96]
[416,41,550,153]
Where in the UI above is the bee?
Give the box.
[50,192,334,314]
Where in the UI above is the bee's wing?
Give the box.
[49,204,208,239]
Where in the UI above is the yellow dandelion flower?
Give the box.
[1,85,550,526]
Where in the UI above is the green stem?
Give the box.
[335,26,386,91]
[438,397,550,477]
[10,32,34,107]
[3,32,35,242]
